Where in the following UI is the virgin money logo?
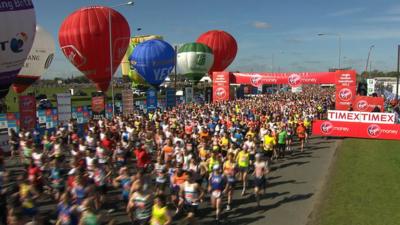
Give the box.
[288,73,301,87]
[338,88,353,101]
[320,121,334,134]
[61,45,87,68]
[250,74,262,87]
[215,87,226,99]
[367,124,381,137]
[357,100,368,110]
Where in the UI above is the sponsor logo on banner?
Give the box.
[353,96,384,112]
[327,110,396,124]
[212,72,230,102]
[320,121,334,134]
[19,96,36,130]
[91,96,105,120]
[367,124,381,137]
[312,120,400,140]
[357,100,368,111]
[146,89,157,110]
[215,87,227,99]
[250,74,262,87]
[338,88,353,101]
[288,73,301,87]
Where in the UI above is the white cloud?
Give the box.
[328,8,365,17]
[252,21,272,29]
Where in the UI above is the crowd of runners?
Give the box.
[0,87,336,225]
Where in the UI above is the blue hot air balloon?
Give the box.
[129,39,175,87]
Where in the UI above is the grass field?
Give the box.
[310,138,400,225]
[4,86,126,112]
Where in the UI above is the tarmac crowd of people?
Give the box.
[0,87,335,225]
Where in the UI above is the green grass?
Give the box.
[312,138,400,225]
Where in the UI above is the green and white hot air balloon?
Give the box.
[177,43,214,82]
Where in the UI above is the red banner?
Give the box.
[92,96,105,113]
[312,120,400,140]
[230,70,356,87]
[353,96,384,112]
[92,96,105,119]
[19,95,36,130]
[213,72,230,102]
[334,71,357,87]
[335,85,357,110]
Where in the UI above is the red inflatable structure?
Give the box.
[212,70,357,110]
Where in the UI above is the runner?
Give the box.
[223,153,237,211]
[113,167,133,205]
[263,130,276,161]
[208,165,227,224]
[127,181,153,225]
[253,154,269,207]
[296,123,306,152]
[277,127,288,158]
[236,146,250,196]
[151,194,172,225]
[178,171,204,224]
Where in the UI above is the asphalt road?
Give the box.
[4,136,340,225]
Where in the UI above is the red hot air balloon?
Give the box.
[59,6,130,92]
[196,30,237,75]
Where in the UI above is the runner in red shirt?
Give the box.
[134,145,151,170]
[296,123,306,152]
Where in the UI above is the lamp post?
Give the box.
[365,45,375,79]
[318,33,342,69]
[109,1,134,117]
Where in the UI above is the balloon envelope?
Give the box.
[196,30,237,73]
[0,1,36,98]
[59,6,130,92]
[129,40,175,87]
[121,35,163,87]
[177,43,214,82]
[13,25,55,94]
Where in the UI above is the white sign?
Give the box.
[328,110,396,124]
[57,93,72,125]
[185,87,194,103]
[367,79,375,95]
[291,85,303,93]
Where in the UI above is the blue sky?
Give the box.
[34,0,400,78]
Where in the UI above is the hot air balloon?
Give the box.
[120,35,163,87]
[12,25,55,94]
[0,0,36,98]
[177,43,214,82]
[129,40,175,87]
[59,6,130,92]
[196,30,237,75]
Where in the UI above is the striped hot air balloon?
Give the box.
[177,43,214,82]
